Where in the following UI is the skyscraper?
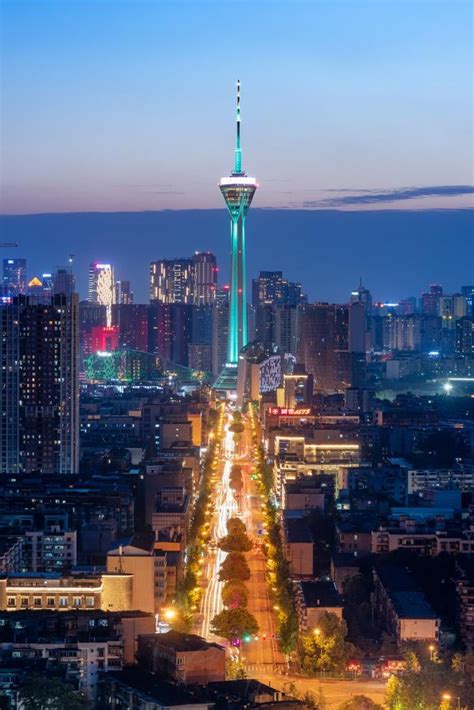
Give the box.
[0,294,79,474]
[219,81,257,366]
[88,262,115,326]
[193,252,217,305]
[149,258,194,304]
[2,258,26,296]
[52,267,76,297]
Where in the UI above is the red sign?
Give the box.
[267,407,311,416]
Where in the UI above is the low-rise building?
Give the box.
[0,536,22,574]
[138,631,225,684]
[101,668,214,709]
[296,580,343,631]
[107,532,169,613]
[373,564,439,647]
[455,558,474,652]
[0,571,133,612]
[283,518,314,577]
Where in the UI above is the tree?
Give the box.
[225,658,247,679]
[227,517,246,535]
[300,612,355,674]
[19,675,89,710]
[222,580,249,608]
[211,607,258,642]
[219,530,253,553]
[218,551,250,581]
[404,649,421,673]
[338,697,383,710]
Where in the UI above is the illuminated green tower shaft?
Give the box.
[219,81,258,364]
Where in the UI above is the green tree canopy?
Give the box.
[227,517,246,535]
[300,612,355,674]
[211,607,258,641]
[19,675,89,710]
[218,551,251,582]
[222,580,249,608]
[338,696,383,710]
[219,530,253,553]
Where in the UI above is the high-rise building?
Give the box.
[219,81,257,366]
[193,252,217,305]
[112,304,149,352]
[350,279,373,315]
[0,294,79,474]
[88,262,115,326]
[79,301,107,359]
[149,258,194,304]
[274,305,300,356]
[421,284,443,316]
[461,286,474,318]
[253,271,285,307]
[52,267,76,297]
[3,258,26,296]
[115,280,134,305]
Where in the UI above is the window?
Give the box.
[86,596,95,608]
[72,597,82,607]
[47,597,55,607]
[20,597,29,608]
[59,596,68,607]
[7,597,16,608]
[177,656,184,666]
[33,597,42,607]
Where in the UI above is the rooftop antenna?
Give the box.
[234,80,242,175]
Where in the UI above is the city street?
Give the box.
[197,409,387,706]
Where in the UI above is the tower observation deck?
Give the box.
[219,81,258,367]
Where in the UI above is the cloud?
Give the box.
[298,184,474,208]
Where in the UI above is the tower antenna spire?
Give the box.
[234,80,242,175]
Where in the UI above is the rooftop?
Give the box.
[299,580,343,609]
[284,518,313,544]
[140,630,224,653]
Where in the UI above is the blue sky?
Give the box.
[1,0,473,213]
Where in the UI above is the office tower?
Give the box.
[255,304,275,346]
[148,303,192,365]
[0,294,79,474]
[79,301,107,359]
[88,262,115,326]
[254,271,285,306]
[112,304,149,352]
[461,286,474,317]
[41,273,53,298]
[274,305,300,356]
[298,304,353,392]
[284,281,306,306]
[212,299,229,377]
[148,303,172,361]
[27,276,44,296]
[219,81,257,365]
[115,279,134,304]
[193,252,217,305]
[169,304,194,366]
[421,283,443,316]
[350,279,373,315]
[2,258,26,296]
[455,318,474,355]
[52,267,76,297]
[397,298,416,315]
[149,258,194,304]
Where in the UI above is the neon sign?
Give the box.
[267,407,311,416]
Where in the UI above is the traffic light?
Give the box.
[243,634,251,643]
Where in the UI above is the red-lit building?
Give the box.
[112,304,149,352]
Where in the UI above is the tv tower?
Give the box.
[219,80,258,366]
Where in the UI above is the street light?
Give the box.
[428,643,435,661]
[442,693,461,710]
[313,627,321,637]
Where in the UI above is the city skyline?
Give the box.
[1,0,473,214]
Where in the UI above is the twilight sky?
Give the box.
[1,0,473,214]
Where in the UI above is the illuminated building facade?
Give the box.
[0,294,79,474]
[88,262,115,326]
[219,81,257,366]
[2,258,26,296]
[193,252,217,304]
[149,258,194,304]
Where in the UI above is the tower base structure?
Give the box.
[213,362,239,399]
